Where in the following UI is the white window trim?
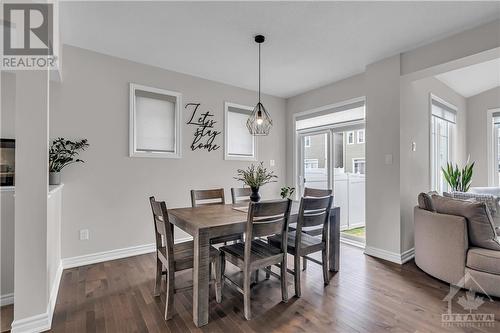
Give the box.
[357,129,365,144]
[129,83,182,159]
[224,102,257,161]
[487,108,500,186]
[347,131,355,145]
[429,93,456,192]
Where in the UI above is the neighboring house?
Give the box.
[304,129,365,174]
[344,130,365,174]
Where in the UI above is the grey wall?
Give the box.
[400,77,467,252]
[1,72,16,139]
[50,45,287,259]
[467,86,500,186]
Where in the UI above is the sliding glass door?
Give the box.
[298,131,331,195]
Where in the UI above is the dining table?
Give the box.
[168,201,340,327]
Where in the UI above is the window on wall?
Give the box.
[430,96,457,193]
[304,158,319,169]
[224,102,256,160]
[489,110,500,186]
[347,131,355,144]
[353,158,365,174]
[357,129,365,144]
[129,83,182,158]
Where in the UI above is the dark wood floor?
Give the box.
[48,244,499,332]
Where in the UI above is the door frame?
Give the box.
[297,129,333,196]
[292,97,366,199]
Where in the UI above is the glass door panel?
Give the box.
[299,132,330,195]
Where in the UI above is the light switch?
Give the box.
[411,142,417,152]
[385,154,393,165]
[270,159,275,167]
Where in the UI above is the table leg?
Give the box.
[329,207,340,272]
[193,229,210,327]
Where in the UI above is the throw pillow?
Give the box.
[417,192,435,212]
[431,194,500,251]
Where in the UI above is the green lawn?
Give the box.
[341,227,365,238]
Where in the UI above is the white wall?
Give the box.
[1,72,16,139]
[466,86,500,186]
[50,45,287,259]
[400,77,467,252]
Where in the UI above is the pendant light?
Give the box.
[247,34,272,136]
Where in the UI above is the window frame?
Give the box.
[429,94,457,192]
[347,131,355,145]
[224,102,257,161]
[352,157,365,174]
[487,108,500,186]
[129,83,182,159]
[357,129,365,144]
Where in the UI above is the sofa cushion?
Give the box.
[467,247,500,275]
[448,191,500,228]
[417,192,435,212]
[432,194,500,251]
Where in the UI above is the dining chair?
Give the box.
[304,187,332,197]
[295,187,333,271]
[219,199,292,320]
[268,195,333,297]
[191,188,242,244]
[231,187,252,205]
[149,196,222,320]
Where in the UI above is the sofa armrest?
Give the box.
[414,207,468,285]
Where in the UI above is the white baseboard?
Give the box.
[364,246,415,265]
[10,311,51,333]
[10,261,64,333]
[61,237,192,270]
[0,292,14,306]
[340,237,365,249]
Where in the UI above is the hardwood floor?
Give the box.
[49,244,500,332]
[0,304,13,333]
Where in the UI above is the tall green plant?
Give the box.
[49,138,89,172]
[234,162,277,188]
[441,159,474,192]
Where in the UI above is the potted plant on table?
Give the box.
[234,162,277,202]
[49,138,89,185]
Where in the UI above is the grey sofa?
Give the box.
[414,205,500,298]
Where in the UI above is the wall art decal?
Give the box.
[185,103,221,152]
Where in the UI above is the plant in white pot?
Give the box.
[234,162,277,202]
[49,138,89,185]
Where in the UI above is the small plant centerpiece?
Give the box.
[441,158,475,192]
[49,138,89,185]
[234,162,277,202]
[280,186,295,199]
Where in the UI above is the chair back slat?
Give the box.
[245,200,292,257]
[296,195,333,240]
[231,187,252,204]
[191,188,225,207]
[304,187,332,197]
[149,197,174,265]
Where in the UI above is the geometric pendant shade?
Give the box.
[246,102,273,136]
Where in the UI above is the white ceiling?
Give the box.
[60,1,500,98]
[436,58,500,98]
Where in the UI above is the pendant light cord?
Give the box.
[258,42,261,104]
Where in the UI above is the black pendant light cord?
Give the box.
[258,42,261,104]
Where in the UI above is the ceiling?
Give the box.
[60,1,500,98]
[436,58,500,98]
